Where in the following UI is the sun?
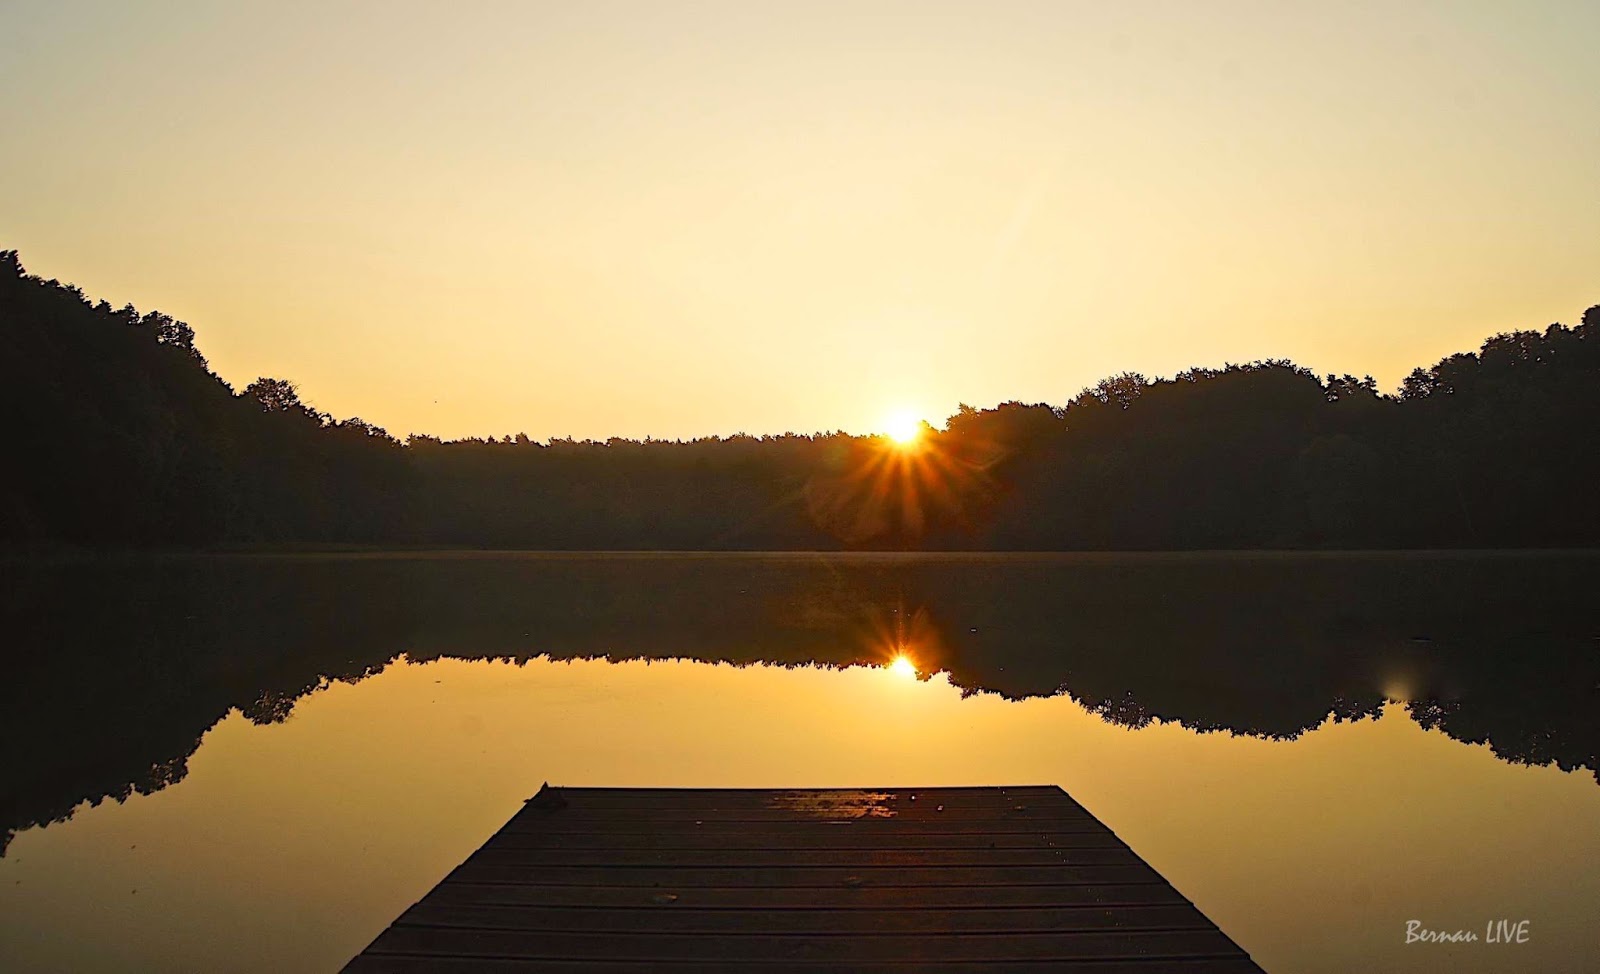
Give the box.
[884,411,923,446]
[888,654,918,679]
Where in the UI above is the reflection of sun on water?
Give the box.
[888,654,918,679]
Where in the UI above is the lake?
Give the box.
[2,551,1597,972]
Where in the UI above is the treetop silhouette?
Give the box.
[3,249,1595,549]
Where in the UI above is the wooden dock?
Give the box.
[344,786,1264,972]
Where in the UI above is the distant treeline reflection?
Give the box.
[4,250,1598,549]
[3,552,1596,855]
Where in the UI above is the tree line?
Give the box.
[3,248,1596,549]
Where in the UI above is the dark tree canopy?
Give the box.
[3,248,1597,550]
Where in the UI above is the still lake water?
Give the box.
[2,551,1598,973]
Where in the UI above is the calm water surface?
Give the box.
[2,552,1597,973]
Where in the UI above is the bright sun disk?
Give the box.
[889,655,917,678]
[885,412,922,445]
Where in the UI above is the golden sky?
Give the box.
[4,1,1597,440]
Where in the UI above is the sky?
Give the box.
[3,0,1597,441]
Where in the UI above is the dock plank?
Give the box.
[466,847,1142,867]
[361,928,1250,963]
[545,788,1071,811]
[395,903,1219,934]
[484,829,1124,850]
[342,786,1264,972]
[415,881,1192,910]
[347,958,1269,973]
[447,863,1165,887]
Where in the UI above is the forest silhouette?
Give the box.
[3,248,1597,550]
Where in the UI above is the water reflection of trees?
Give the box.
[3,552,1596,854]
